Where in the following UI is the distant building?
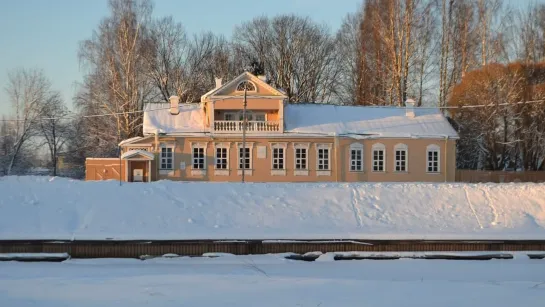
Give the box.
[86,72,458,182]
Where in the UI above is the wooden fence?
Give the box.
[85,158,125,181]
[456,170,545,183]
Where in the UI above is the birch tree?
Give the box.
[78,0,154,143]
[4,68,50,175]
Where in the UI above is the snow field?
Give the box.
[0,254,544,307]
[0,176,544,240]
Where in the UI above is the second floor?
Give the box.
[142,72,459,140]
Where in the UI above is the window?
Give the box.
[427,144,440,173]
[236,81,256,92]
[272,147,285,170]
[234,111,265,121]
[254,113,266,121]
[270,143,287,175]
[350,143,363,172]
[239,147,251,169]
[394,144,408,172]
[224,113,235,121]
[215,147,228,169]
[317,145,330,171]
[192,146,205,169]
[160,146,173,170]
[294,143,309,176]
[295,147,307,170]
[372,143,385,172]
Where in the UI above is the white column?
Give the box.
[148,160,152,182]
[209,100,215,133]
[278,99,284,133]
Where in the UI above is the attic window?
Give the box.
[236,81,256,92]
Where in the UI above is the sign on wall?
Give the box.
[257,146,267,159]
[180,162,186,170]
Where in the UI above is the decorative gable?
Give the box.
[201,72,286,101]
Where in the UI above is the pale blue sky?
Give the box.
[0,0,542,116]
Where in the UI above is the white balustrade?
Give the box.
[214,120,280,133]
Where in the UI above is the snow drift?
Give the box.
[0,176,544,240]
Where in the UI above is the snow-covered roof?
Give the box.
[118,137,143,146]
[121,150,154,160]
[142,101,458,138]
[284,104,459,138]
[143,103,205,135]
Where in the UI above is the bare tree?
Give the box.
[78,0,154,143]
[38,92,70,176]
[4,68,51,175]
[234,15,339,103]
[335,11,365,104]
[0,116,15,175]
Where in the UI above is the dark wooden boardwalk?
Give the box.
[1,239,544,258]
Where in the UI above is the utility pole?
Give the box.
[241,87,247,183]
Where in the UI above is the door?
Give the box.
[129,161,148,182]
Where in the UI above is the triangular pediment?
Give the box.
[121,150,155,160]
[202,72,286,101]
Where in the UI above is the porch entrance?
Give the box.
[121,150,155,183]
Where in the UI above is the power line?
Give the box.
[0,99,544,122]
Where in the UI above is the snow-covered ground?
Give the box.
[1,176,545,240]
[0,254,544,307]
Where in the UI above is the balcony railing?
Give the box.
[214,120,280,133]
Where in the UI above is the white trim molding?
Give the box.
[426,144,441,173]
[372,143,386,172]
[269,142,287,176]
[235,80,257,92]
[349,143,364,172]
[159,143,175,172]
[190,142,208,176]
[394,143,408,173]
[316,143,332,176]
[237,142,254,175]
[294,143,310,176]
[214,142,231,176]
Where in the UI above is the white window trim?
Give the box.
[235,80,257,92]
[372,143,386,173]
[237,142,254,176]
[269,143,287,176]
[426,144,441,174]
[191,142,208,176]
[394,143,409,173]
[316,143,332,176]
[294,143,310,176]
[159,143,175,175]
[349,143,364,172]
[214,142,230,176]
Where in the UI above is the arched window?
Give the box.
[236,81,256,92]
[426,144,440,173]
[394,143,408,172]
[349,143,364,172]
[372,143,386,172]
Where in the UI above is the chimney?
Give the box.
[169,96,180,115]
[215,77,223,89]
[405,98,416,118]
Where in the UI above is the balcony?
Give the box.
[213,120,280,133]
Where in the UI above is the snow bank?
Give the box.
[0,176,544,240]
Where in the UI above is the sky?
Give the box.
[0,0,542,116]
